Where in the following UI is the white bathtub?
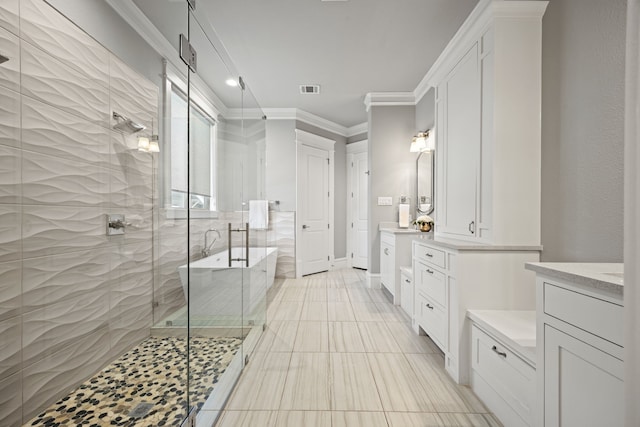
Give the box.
[178,247,278,318]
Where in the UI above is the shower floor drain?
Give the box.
[128,402,154,418]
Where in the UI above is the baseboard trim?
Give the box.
[366,272,381,289]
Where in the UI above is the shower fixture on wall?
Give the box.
[112,111,146,133]
[0,54,9,64]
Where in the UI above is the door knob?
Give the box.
[302,224,310,229]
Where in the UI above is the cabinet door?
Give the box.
[400,272,413,318]
[380,242,395,296]
[440,44,480,238]
[544,325,623,427]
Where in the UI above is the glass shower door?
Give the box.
[185,4,268,424]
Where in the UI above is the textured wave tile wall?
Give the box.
[0,260,20,322]
[155,217,188,324]
[0,27,19,92]
[110,55,158,133]
[0,0,18,35]
[21,40,110,127]
[22,96,110,167]
[270,212,296,278]
[0,86,20,148]
[0,144,20,204]
[0,205,20,263]
[0,0,160,424]
[22,151,110,207]
[109,241,153,358]
[20,0,109,84]
[22,327,112,419]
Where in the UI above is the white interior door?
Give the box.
[350,150,368,269]
[299,144,330,275]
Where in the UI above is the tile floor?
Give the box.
[215,268,502,427]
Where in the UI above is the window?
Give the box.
[169,87,217,211]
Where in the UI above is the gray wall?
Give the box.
[368,105,417,272]
[45,0,164,87]
[295,121,348,260]
[265,120,297,211]
[416,88,435,132]
[347,132,368,144]
[541,0,626,261]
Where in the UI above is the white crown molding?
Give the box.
[105,0,228,116]
[296,109,349,136]
[363,92,416,111]
[418,0,548,96]
[346,122,368,138]
[243,108,350,138]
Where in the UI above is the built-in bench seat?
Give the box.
[467,310,536,427]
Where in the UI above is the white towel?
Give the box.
[249,200,269,229]
[398,203,410,228]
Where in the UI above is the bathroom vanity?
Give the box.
[526,263,624,427]
[412,235,541,384]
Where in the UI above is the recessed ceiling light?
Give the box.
[226,78,239,87]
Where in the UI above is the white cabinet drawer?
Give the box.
[415,244,446,269]
[416,260,446,307]
[472,325,535,425]
[417,292,446,350]
[543,283,623,346]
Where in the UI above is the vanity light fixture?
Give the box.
[410,129,434,152]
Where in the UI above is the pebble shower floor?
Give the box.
[26,336,243,427]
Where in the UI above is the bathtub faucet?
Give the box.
[202,228,221,257]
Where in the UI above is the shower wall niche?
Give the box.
[0,0,158,423]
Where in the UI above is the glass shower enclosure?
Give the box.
[0,0,269,425]
[146,0,269,424]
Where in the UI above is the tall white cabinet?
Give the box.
[413,0,548,385]
[430,1,548,245]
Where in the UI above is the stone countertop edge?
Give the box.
[411,234,543,252]
[467,309,537,366]
[524,262,624,296]
[379,227,423,235]
[399,266,413,278]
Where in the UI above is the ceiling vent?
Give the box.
[300,85,321,94]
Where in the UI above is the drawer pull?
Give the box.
[384,248,389,255]
[405,279,411,283]
[491,345,507,358]
[426,303,434,310]
[426,269,434,274]
[426,253,433,258]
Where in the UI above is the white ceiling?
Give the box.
[133,0,478,129]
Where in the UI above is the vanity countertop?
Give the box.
[412,234,543,252]
[379,227,422,235]
[467,309,536,366]
[525,262,624,296]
